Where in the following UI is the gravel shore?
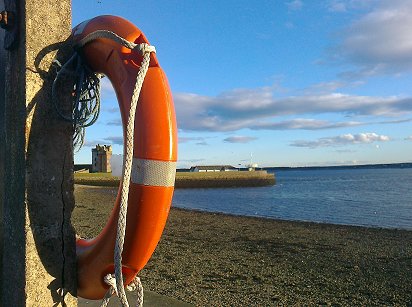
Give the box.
[73,185,412,306]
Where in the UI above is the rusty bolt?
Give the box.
[0,11,13,30]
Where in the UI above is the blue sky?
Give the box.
[72,0,412,168]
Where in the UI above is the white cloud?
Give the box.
[286,0,303,11]
[196,141,208,146]
[251,118,363,130]
[179,136,211,146]
[179,137,204,143]
[305,80,349,94]
[291,132,390,148]
[378,118,412,125]
[328,0,377,13]
[335,149,356,153]
[328,1,347,12]
[223,136,258,144]
[82,137,123,148]
[285,22,295,29]
[106,119,122,126]
[85,135,130,147]
[83,140,101,147]
[174,88,412,132]
[99,77,117,103]
[336,0,412,76]
[405,136,412,141]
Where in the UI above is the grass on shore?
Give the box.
[74,171,276,188]
[74,172,119,186]
[74,172,114,178]
[176,170,273,179]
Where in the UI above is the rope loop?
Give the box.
[75,30,137,50]
[75,30,156,56]
[100,275,144,307]
[127,276,144,307]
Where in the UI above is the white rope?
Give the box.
[126,276,144,307]
[99,275,144,307]
[75,30,156,55]
[100,275,117,307]
[114,40,153,307]
[76,29,155,307]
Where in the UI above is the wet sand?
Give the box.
[73,185,412,306]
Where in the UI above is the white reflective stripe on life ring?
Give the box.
[131,158,176,187]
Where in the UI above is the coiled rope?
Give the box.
[55,30,156,307]
[52,53,101,151]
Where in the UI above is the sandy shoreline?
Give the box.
[73,185,412,306]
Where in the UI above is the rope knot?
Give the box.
[136,43,156,55]
[103,274,118,296]
[126,276,142,292]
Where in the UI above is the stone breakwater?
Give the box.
[74,170,275,188]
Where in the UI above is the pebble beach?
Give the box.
[73,185,412,306]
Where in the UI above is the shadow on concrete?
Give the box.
[25,37,77,305]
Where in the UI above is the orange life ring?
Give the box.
[72,15,177,299]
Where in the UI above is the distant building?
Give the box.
[247,163,259,171]
[92,144,112,173]
[190,165,238,172]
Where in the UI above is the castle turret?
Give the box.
[91,144,112,173]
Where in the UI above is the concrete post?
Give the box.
[1,0,77,305]
[0,0,5,296]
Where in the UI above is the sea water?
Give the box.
[172,167,412,230]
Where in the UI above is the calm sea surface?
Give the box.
[172,168,412,230]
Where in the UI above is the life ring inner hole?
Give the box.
[72,77,123,240]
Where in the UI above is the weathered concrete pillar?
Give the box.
[0,0,6,296]
[1,0,77,305]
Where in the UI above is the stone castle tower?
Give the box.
[91,144,112,173]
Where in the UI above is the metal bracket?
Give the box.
[1,0,18,50]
